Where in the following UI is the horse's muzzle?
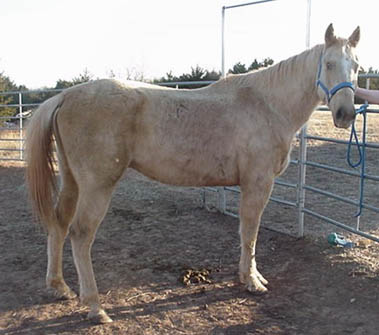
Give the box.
[334,106,356,129]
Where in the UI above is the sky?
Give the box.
[0,0,378,89]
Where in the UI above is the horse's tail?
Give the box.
[25,94,63,230]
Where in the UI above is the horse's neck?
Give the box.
[247,45,323,134]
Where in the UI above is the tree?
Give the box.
[228,58,274,74]
[0,72,18,125]
[154,65,221,88]
[248,58,274,71]
[125,67,146,82]
[229,62,248,74]
[55,68,93,89]
[155,59,276,88]
[179,65,207,81]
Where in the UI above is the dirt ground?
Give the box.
[0,111,379,334]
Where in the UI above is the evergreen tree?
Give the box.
[0,73,18,125]
[230,62,248,74]
[154,65,221,88]
[248,57,274,71]
[229,58,274,74]
[55,68,93,89]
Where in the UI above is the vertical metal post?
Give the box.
[297,132,307,237]
[365,77,370,89]
[355,77,371,230]
[221,6,226,78]
[355,118,366,231]
[19,92,23,160]
[305,0,311,49]
[217,0,297,216]
[297,0,312,237]
[218,6,227,213]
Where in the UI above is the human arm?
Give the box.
[355,87,379,104]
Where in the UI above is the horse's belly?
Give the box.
[130,107,240,186]
[130,151,239,187]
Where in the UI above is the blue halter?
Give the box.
[316,53,355,104]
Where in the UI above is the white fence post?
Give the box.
[19,92,23,160]
[297,126,307,237]
[297,0,311,237]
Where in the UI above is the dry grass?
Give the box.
[308,107,379,143]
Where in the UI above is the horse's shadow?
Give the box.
[1,283,253,335]
[0,311,90,335]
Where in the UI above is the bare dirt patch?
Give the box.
[0,111,378,334]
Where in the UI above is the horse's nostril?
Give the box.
[336,108,343,120]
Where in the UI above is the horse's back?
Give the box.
[52,79,239,186]
[129,85,245,185]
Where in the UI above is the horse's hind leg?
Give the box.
[69,185,114,324]
[46,169,78,300]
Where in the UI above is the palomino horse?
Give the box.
[25,24,360,323]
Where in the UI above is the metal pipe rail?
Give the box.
[0,88,63,96]
[306,134,379,149]
[302,208,379,243]
[223,0,278,10]
[305,160,379,182]
[0,103,40,108]
[303,184,379,214]
[157,81,214,87]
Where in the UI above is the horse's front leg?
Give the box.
[239,177,274,293]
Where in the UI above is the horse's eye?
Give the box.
[326,62,333,70]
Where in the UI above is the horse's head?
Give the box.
[316,24,360,129]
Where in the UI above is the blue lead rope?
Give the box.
[346,103,369,217]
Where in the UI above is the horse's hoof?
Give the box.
[257,274,268,286]
[246,284,268,295]
[88,309,113,324]
[243,277,268,295]
[240,271,269,294]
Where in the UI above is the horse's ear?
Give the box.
[325,23,337,47]
[348,26,360,48]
